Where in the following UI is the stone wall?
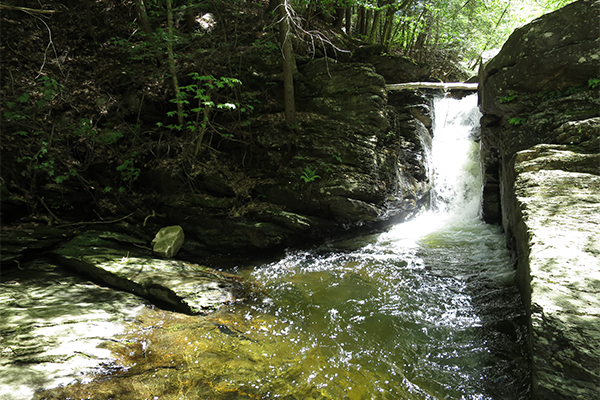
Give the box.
[478,1,600,398]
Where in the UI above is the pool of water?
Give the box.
[32,95,530,400]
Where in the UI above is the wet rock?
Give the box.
[151,225,184,258]
[32,308,314,400]
[141,59,434,255]
[362,54,431,84]
[298,59,389,129]
[479,1,600,398]
[0,225,73,264]
[0,259,149,400]
[480,0,599,117]
[51,231,246,314]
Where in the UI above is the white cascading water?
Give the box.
[376,94,484,251]
[235,94,528,399]
[430,94,482,214]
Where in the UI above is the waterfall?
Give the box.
[29,94,527,400]
[430,94,482,215]
[234,93,529,399]
[377,94,485,250]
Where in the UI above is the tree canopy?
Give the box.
[280,0,575,72]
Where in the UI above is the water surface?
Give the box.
[33,95,530,400]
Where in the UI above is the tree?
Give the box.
[278,0,298,126]
[165,0,183,126]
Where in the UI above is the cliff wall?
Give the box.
[479,1,600,398]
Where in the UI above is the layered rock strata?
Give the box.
[479,1,600,398]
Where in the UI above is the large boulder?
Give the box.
[478,1,600,398]
[52,231,246,315]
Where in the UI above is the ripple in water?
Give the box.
[35,95,530,400]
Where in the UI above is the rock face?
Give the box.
[52,231,246,314]
[478,1,600,398]
[144,59,434,255]
[152,225,185,258]
[0,259,150,400]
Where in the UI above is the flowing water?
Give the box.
[31,95,530,400]
[223,94,530,399]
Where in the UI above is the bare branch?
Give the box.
[0,4,57,14]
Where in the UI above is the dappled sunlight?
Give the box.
[25,97,527,400]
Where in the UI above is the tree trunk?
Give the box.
[134,0,164,64]
[369,10,381,43]
[334,7,345,30]
[166,0,183,126]
[133,0,153,36]
[364,8,372,37]
[345,6,352,34]
[183,0,196,33]
[279,0,296,126]
[84,0,94,39]
[357,6,365,36]
[381,7,395,46]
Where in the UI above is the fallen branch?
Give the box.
[56,212,136,228]
[386,82,479,91]
[0,4,57,14]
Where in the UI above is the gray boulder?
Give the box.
[152,225,185,258]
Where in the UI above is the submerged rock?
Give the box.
[479,1,600,398]
[52,231,246,315]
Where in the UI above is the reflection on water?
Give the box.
[35,95,530,399]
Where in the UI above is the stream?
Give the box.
[221,94,531,399]
[4,94,531,400]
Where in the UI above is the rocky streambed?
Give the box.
[0,226,249,400]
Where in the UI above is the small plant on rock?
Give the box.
[157,73,247,156]
[498,90,518,103]
[508,117,527,126]
[300,166,321,183]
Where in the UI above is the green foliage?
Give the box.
[109,28,192,62]
[73,119,124,144]
[498,90,518,104]
[158,73,250,155]
[300,166,321,183]
[539,79,598,101]
[116,154,141,183]
[376,0,575,70]
[508,117,527,126]
[251,39,278,54]
[4,76,63,122]
[4,77,77,184]
[4,75,129,191]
